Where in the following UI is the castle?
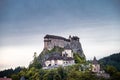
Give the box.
[92,57,100,73]
[44,34,79,50]
[43,48,75,69]
[44,34,85,57]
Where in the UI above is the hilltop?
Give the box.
[37,34,86,68]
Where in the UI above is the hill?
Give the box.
[37,46,86,67]
[37,34,86,67]
[99,52,120,71]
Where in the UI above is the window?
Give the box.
[48,64,51,66]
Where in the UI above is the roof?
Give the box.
[46,55,74,61]
[65,57,74,61]
[44,34,80,42]
[92,57,98,64]
[44,34,65,40]
[71,36,79,40]
[0,78,12,80]
[44,34,70,41]
[46,56,63,60]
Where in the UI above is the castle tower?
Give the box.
[44,35,52,49]
[92,57,100,73]
[62,44,73,58]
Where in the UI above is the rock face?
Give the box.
[38,34,85,65]
[70,36,85,58]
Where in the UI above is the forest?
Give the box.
[0,52,120,80]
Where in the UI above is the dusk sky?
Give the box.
[0,0,120,70]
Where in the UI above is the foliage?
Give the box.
[43,70,56,80]
[11,74,20,80]
[73,53,86,64]
[111,72,120,80]
[0,66,24,77]
[0,68,14,77]
[67,70,96,80]
[29,52,42,69]
[49,46,64,53]
[37,46,64,64]
[105,65,117,76]
[1,51,120,80]
[57,67,67,80]
[99,52,120,71]
[98,53,120,80]
[1,64,119,80]
[40,46,64,56]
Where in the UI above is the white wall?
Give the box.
[45,61,51,66]
[62,49,73,58]
[92,64,100,73]
[45,60,64,67]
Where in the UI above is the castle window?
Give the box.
[48,64,51,66]
[94,68,96,71]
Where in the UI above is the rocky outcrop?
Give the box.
[70,39,85,58]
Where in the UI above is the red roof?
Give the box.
[0,78,12,80]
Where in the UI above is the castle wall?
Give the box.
[51,38,65,48]
[45,60,64,67]
[92,64,100,73]
[44,35,84,58]
[44,37,70,50]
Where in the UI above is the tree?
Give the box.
[57,67,67,80]
[32,72,40,80]
[111,72,120,80]
[67,70,80,80]
[43,70,56,80]
[29,52,42,69]
[53,73,61,80]
[105,65,117,76]
[11,74,19,80]
[99,52,120,71]
[73,53,86,64]
[39,69,47,80]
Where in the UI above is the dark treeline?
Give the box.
[99,52,120,71]
[0,67,24,77]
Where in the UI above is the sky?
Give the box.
[0,0,120,71]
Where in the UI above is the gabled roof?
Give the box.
[46,55,74,61]
[46,56,63,60]
[65,57,74,61]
